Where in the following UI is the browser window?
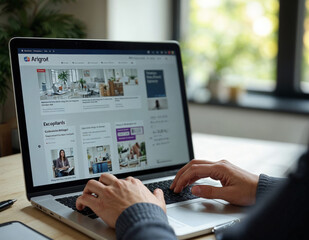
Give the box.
[17,48,190,187]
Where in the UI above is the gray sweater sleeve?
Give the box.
[114,175,286,240]
[115,203,177,240]
[216,151,309,240]
[255,174,285,202]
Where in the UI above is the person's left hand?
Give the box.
[76,173,166,228]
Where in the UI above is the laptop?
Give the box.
[9,37,244,239]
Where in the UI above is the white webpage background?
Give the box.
[18,53,190,186]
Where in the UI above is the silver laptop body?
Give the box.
[9,37,244,240]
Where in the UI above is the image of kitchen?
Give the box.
[87,145,112,174]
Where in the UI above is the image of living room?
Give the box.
[38,68,138,100]
[51,148,75,178]
[87,145,112,174]
[118,141,147,169]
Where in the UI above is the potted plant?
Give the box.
[79,78,86,90]
[0,0,86,108]
[58,71,69,89]
[0,0,86,156]
[108,77,115,82]
[128,75,137,84]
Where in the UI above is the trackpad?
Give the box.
[167,199,243,227]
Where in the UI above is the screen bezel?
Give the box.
[9,37,194,199]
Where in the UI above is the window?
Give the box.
[174,0,309,101]
[301,0,309,93]
[180,0,278,94]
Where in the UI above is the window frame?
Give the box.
[172,0,309,100]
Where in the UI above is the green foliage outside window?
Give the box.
[180,0,279,90]
[302,0,309,92]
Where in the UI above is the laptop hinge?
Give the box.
[28,184,85,199]
[135,169,179,181]
[28,169,179,199]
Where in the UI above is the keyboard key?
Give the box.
[56,195,98,219]
[145,180,198,204]
[55,179,198,217]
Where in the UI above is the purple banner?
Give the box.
[116,126,144,142]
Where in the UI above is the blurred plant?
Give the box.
[0,0,86,121]
[140,142,146,156]
[78,78,86,89]
[181,0,278,89]
[301,2,309,88]
[58,71,69,85]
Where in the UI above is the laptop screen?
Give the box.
[15,44,191,187]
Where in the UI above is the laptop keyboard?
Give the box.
[55,179,198,219]
[145,180,198,204]
[56,195,99,219]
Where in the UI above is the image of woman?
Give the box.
[55,149,70,177]
[131,142,141,158]
[153,99,160,110]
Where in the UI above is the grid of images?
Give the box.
[87,145,113,174]
[38,68,138,100]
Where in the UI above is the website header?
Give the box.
[18,48,176,55]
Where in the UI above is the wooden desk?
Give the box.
[0,134,305,240]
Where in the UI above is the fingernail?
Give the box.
[192,186,200,196]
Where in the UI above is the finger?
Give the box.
[153,188,166,212]
[153,188,165,203]
[173,164,220,193]
[125,176,135,182]
[99,173,118,186]
[170,160,213,189]
[174,176,200,193]
[76,193,99,210]
[188,176,200,185]
[191,185,230,201]
[83,179,105,196]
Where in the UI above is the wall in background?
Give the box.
[106,0,172,41]
[189,104,309,144]
[61,0,107,39]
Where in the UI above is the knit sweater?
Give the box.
[115,151,309,240]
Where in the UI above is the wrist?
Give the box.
[249,174,259,204]
[116,202,168,239]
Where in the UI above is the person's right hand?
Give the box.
[170,159,259,206]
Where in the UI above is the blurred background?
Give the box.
[0,0,308,157]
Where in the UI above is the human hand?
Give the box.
[170,159,259,206]
[76,173,166,228]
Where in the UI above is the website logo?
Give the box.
[23,56,49,63]
[31,56,49,63]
